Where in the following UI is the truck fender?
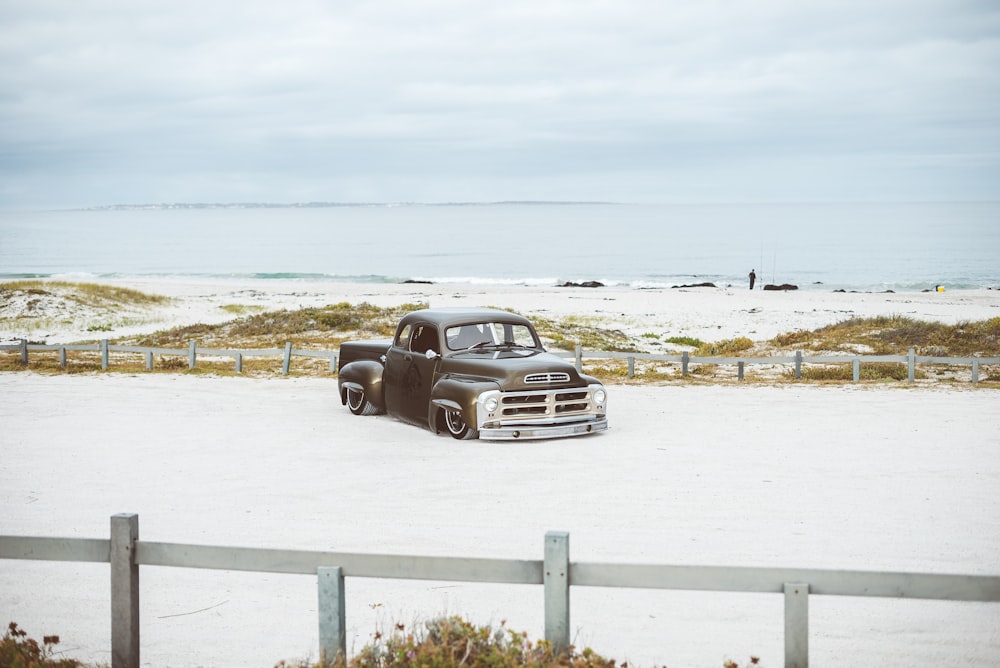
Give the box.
[428,377,499,433]
[338,360,385,410]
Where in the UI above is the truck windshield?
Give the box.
[445,322,538,351]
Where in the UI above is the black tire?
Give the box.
[346,387,380,416]
[444,408,479,440]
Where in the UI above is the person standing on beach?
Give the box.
[749,269,756,290]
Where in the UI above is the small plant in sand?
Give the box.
[0,622,86,667]
[696,337,754,356]
[664,335,704,348]
[219,303,267,315]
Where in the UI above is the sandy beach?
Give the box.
[2,279,999,667]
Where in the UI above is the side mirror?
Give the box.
[425,349,440,360]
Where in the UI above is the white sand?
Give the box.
[2,279,999,667]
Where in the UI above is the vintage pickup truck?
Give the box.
[337,307,608,440]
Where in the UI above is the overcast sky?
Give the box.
[1,0,998,208]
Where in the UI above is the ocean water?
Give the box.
[0,202,997,292]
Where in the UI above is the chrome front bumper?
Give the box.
[477,416,608,441]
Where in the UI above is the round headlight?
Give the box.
[484,397,499,412]
[593,388,607,405]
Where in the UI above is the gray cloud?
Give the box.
[1,0,997,207]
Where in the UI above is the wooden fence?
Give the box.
[557,345,1000,383]
[2,515,999,668]
[2,339,337,374]
[2,338,998,383]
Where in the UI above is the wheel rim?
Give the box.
[347,388,364,411]
[445,410,465,434]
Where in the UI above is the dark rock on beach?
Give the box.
[402,279,433,284]
[559,281,605,288]
[763,283,798,291]
[671,282,717,289]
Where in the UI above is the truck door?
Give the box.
[384,322,439,425]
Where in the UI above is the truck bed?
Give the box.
[338,339,392,372]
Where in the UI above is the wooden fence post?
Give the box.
[282,342,293,375]
[145,351,153,371]
[972,359,979,384]
[189,341,197,370]
[574,342,582,373]
[627,356,635,379]
[111,513,139,668]
[20,338,28,366]
[908,348,915,382]
[853,359,860,382]
[544,531,570,653]
[329,353,337,374]
[795,350,802,379]
[318,566,346,667]
[101,339,110,370]
[784,582,809,668]
[681,351,689,376]
[235,352,243,374]
[59,347,67,369]
[737,361,744,381]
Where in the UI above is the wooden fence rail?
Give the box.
[2,339,998,382]
[555,345,999,384]
[2,515,999,668]
[1,339,338,374]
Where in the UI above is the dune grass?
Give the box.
[770,315,1000,357]
[0,280,170,307]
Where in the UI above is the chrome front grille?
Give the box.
[524,372,570,384]
[499,389,594,420]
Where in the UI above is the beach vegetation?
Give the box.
[665,336,704,348]
[128,302,428,350]
[0,280,169,306]
[696,337,754,356]
[1,622,88,667]
[529,315,640,353]
[219,303,267,315]
[771,315,1000,357]
[794,363,924,382]
[3,616,760,668]
[0,280,171,339]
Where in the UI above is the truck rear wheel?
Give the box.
[444,409,479,440]
[346,387,380,416]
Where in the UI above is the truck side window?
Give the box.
[394,324,412,348]
[409,325,438,354]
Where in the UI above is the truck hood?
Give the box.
[441,349,591,390]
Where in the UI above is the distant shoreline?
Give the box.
[2,272,993,294]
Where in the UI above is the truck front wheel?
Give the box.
[346,387,380,416]
[444,409,479,440]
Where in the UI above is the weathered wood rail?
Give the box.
[2,514,999,668]
[556,344,999,383]
[2,339,997,382]
[2,339,337,374]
